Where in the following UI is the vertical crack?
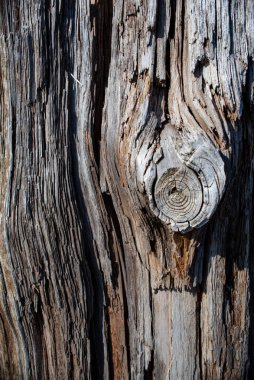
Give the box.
[197,287,203,380]
[228,0,234,55]
[102,192,131,379]
[64,1,105,378]
[169,0,176,40]
[165,0,176,119]
[90,0,113,168]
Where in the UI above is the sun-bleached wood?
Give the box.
[0,0,253,379]
[140,123,226,232]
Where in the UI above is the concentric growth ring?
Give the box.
[154,167,203,225]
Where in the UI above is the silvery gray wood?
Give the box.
[0,0,253,379]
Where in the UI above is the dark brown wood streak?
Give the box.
[0,0,254,379]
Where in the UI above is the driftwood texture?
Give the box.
[0,0,254,379]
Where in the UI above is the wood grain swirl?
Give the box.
[144,132,226,233]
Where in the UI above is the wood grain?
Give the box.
[0,0,254,379]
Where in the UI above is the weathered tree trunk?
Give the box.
[0,0,254,379]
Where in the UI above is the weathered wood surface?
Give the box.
[0,0,254,379]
